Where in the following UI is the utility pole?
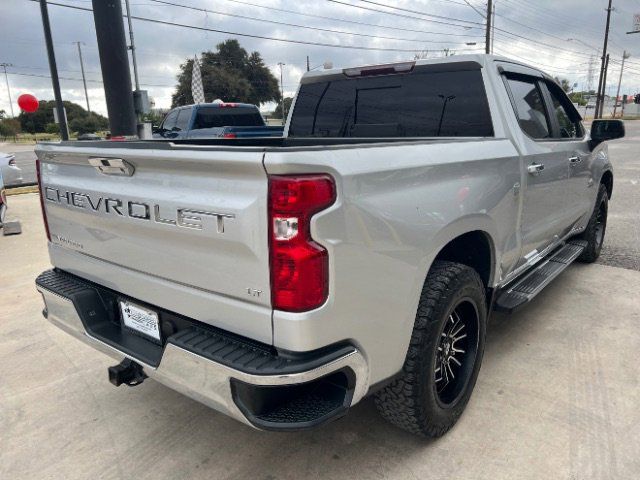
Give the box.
[600,54,610,118]
[491,2,496,54]
[306,56,310,72]
[595,0,613,119]
[485,0,493,54]
[75,42,90,113]
[0,63,14,117]
[278,62,286,125]
[39,0,69,140]
[92,0,137,137]
[613,51,630,118]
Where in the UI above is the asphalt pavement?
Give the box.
[0,126,639,480]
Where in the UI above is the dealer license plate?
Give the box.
[119,300,161,341]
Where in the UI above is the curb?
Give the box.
[6,185,39,196]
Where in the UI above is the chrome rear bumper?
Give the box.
[37,282,368,430]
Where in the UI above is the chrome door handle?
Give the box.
[569,156,582,166]
[527,163,545,175]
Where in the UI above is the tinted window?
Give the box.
[161,110,179,130]
[193,107,265,129]
[506,77,550,139]
[289,68,493,137]
[175,108,192,131]
[546,82,584,138]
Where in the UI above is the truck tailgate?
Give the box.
[36,143,273,343]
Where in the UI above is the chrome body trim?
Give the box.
[37,285,369,428]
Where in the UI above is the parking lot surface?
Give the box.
[1,129,639,479]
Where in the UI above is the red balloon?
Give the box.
[18,94,39,113]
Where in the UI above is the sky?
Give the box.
[1,0,640,117]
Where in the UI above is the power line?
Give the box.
[148,0,479,45]
[27,0,481,54]
[345,0,485,26]
[218,0,482,38]
[324,0,484,30]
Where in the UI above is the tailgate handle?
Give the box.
[89,157,135,176]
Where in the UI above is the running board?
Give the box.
[494,240,587,313]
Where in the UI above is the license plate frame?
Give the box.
[119,299,161,343]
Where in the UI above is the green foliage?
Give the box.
[45,123,59,134]
[172,39,280,108]
[274,97,293,119]
[569,92,587,106]
[0,118,21,138]
[18,100,108,134]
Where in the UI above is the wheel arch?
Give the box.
[432,230,495,289]
[421,216,499,291]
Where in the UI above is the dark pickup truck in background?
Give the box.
[153,102,284,139]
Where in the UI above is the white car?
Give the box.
[0,169,6,225]
[0,152,23,187]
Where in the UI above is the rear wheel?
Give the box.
[374,261,487,437]
[577,183,608,263]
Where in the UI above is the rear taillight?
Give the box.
[268,175,336,312]
[35,159,51,241]
[223,132,237,139]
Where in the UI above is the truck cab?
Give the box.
[154,102,284,139]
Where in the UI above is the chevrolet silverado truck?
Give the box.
[34,55,625,437]
[153,101,284,139]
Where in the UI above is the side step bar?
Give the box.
[494,240,587,313]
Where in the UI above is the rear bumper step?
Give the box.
[36,269,368,431]
[494,240,587,313]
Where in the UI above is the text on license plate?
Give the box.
[119,300,161,341]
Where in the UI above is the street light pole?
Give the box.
[123,0,140,91]
[613,51,629,118]
[75,42,90,113]
[278,62,286,125]
[0,63,14,117]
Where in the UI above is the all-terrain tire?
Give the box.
[577,183,608,263]
[374,261,487,437]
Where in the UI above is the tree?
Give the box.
[172,39,280,108]
[0,118,21,139]
[18,100,108,133]
[274,97,293,119]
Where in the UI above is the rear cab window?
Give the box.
[192,107,265,130]
[289,62,494,138]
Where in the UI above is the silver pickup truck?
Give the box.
[35,55,624,437]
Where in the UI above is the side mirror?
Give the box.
[590,119,625,148]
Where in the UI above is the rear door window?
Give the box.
[161,110,179,131]
[192,107,265,129]
[505,76,551,139]
[174,108,192,132]
[289,66,494,137]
